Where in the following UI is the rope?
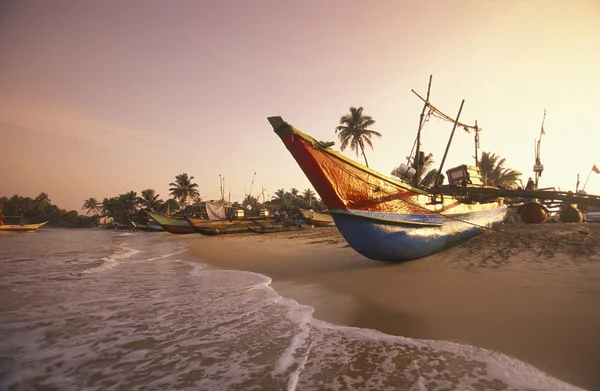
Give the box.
[412,90,480,132]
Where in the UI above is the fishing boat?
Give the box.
[145,211,195,234]
[267,81,507,261]
[299,208,335,227]
[0,221,48,232]
[130,220,164,232]
[185,216,281,236]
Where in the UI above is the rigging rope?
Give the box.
[412,90,480,133]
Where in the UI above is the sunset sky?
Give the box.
[1,0,599,212]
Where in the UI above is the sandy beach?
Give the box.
[177,223,600,390]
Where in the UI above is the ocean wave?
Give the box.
[74,245,140,276]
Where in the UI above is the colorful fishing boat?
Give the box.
[0,221,48,232]
[145,211,195,234]
[267,115,507,262]
[299,208,335,227]
[130,220,165,232]
[185,216,281,236]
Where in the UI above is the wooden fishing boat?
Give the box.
[0,221,48,232]
[130,220,164,232]
[299,208,335,227]
[267,115,507,262]
[145,212,195,234]
[247,224,313,234]
[185,216,281,236]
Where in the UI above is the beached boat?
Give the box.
[267,115,507,262]
[145,212,195,234]
[130,220,164,232]
[185,216,282,236]
[0,221,48,232]
[299,208,335,227]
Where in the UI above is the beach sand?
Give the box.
[176,223,600,390]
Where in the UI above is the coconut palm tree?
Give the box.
[137,189,162,212]
[82,198,101,216]
[169,173,200,209]
[335,107,381,167]
[271,188,287,203]
[35,193,51,211]
[301,188,316,206]
[159,198,180,216]
[391,153,438,188]
[479,151,522,189]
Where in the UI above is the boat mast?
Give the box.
[412,75,433,187]
[533,109,546,189]
[473,120,480,167]
[434,100,465,187]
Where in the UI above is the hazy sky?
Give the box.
[1,0,599,212]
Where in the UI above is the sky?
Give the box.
[1,0,599,212]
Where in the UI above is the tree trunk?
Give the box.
[360,145,369,167]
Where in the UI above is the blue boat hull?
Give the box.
[331,205,507,261]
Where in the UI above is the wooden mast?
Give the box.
[412,75,433,187]
[533,109,546,189]
[434,100,465,187]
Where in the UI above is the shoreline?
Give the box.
[174,224,600,390]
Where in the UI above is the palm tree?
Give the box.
[391,153,437,188]
[82,198,101,216]
[119,191,138,221]
[335,107,381,167]
[479,151,522,189]
[169,173,200,209]
[137,189,162,212]
[35,193,51,211]
[301,188,316,206]
[160,198,180,216]
[271,188,287,203]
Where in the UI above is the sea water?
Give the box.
[0,229,584,391]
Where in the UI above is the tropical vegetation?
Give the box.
[169,173,200,209]
[391,153,439,188]
[478,151,522,189]
[2,172,326,228]
[335,106,381,167]
[1,193,92,228]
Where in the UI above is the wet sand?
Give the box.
[177,223,600,390]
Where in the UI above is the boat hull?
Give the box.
[330,206,506,261]
[299,208,335,227]
[186,216,282,236]
[268,116,507,261]
[0,222,48,232]
[145,212,195,234]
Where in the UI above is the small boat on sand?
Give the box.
[299,208,335,227]
[185,216,282,236]
[145,212,195,234]
[130,220,164,232]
